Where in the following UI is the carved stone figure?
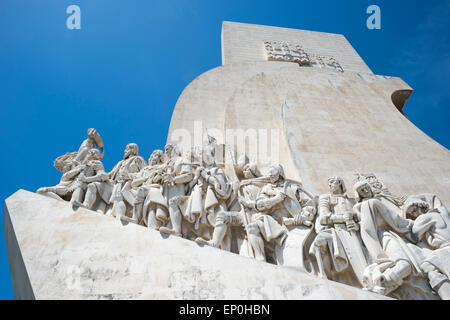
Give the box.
[310,176,367,287]
[403,194,450,299]
[132,149,168,229]
[356,172,405,212]
[70,149,112,213]
[194,162,260,250]
[352,181,426,297]
[37,153,83,201]
[37,128,105,202]
[189,165,236,242]
[74,128,104,164]
[107,143,147,221]
[236,165,293,262]
[159,144,194,237]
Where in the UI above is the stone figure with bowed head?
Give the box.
[37,152,84,202]
[70,149,112,213]
[74,128,104,164]
[194,162,261,250]
[158,144,194,237]
[309,176,367,287]
[355,172,405,214]
[352,181,427,297]
[403,194,450,300]
[107,143,147,222]
[131,149,169,230]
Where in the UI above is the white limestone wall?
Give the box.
[167,61,450,204]
[221,21,373,74]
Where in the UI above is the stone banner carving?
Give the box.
[263,40,344,72]
[37,128,450,300]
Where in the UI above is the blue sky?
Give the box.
[0,0,448,299]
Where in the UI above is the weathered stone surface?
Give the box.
[221,21,372,74]
[4,190,390,300]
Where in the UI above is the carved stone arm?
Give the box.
[318,196,333,225]
[151,173,163,184]
[85,170,108,184]
[131,177,146,188]
[255,193,284,211]
[238,194,255,209]
[61,166,84,182]
[173,172,194,185]
[214,182,232,199]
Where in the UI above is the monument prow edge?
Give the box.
[4,189,390,300]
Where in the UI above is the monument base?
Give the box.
[4,190,390,300]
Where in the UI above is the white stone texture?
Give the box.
[221,21,372,74]
[167,58,449,206]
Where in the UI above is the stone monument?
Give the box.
[4,21,450,300]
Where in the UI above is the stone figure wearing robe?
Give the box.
[131,149,168,229]
[159,144,194,237]
[187,164,236,242]
[240,165,294,262]
[353,181,424,296]
[356,172,405,215]
[194,162,260,250]
[403,194,450,300]
[37,128,104,202]
[310,176,367,287]
[71,149,112,213]
[107,143,147,221]
[37,153,84,202]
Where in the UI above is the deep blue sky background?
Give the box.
[0,0,448,299]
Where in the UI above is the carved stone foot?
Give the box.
[71,199,84,208]
[159,227,182,237]
[120,216,138,224]
[195,237,212,246]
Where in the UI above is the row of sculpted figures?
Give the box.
[37,129,450,300]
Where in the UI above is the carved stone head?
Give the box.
[353,180,373,202]
[402,197,430,219]
[268,164,285,183]
[328,176,346,194]
[357,172,385,192]
[54,152,77,173]
[243,163,261,179]
[124,143,139,159]
[149,149,164,166]
[164,144,177,158]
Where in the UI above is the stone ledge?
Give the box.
[4,189,390,300]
